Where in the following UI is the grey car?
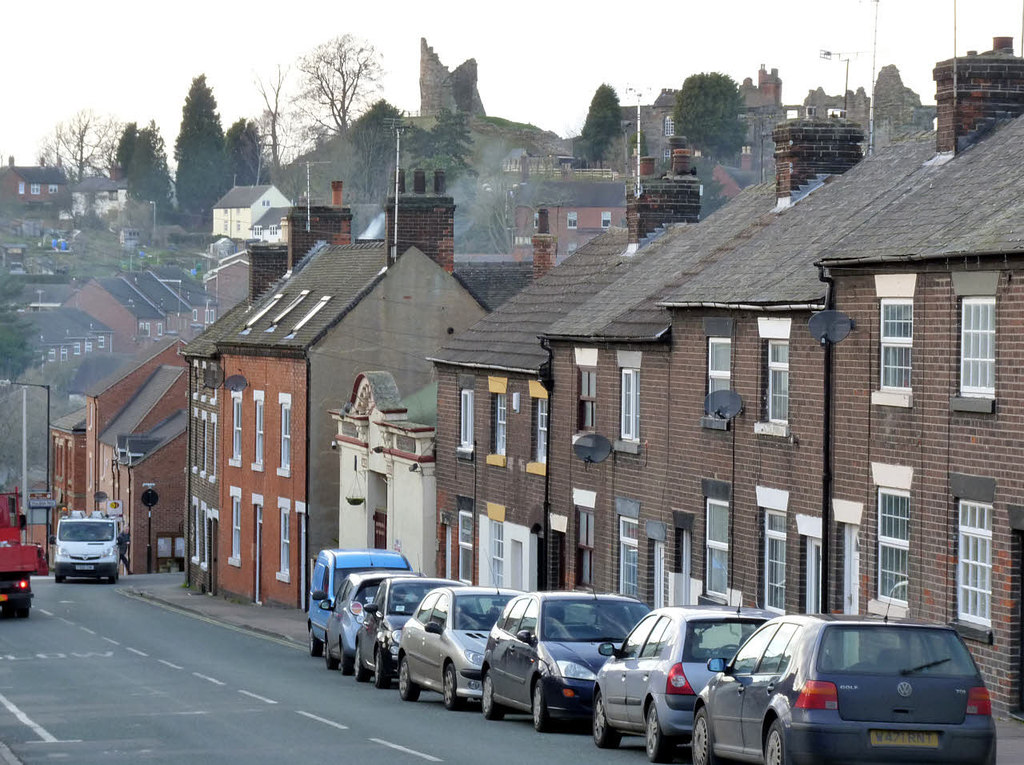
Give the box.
[322,570,419,674]
[592,605,772,762]
[398,587,520,709]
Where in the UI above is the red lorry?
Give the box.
[0,491,48,618]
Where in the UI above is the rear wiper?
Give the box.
[901,657,950,675]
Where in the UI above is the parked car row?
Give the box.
[306,549,997,764]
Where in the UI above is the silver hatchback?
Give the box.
[593,605,772,762]
[398,587,519,709]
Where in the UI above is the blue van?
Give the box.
[307,548,412,657]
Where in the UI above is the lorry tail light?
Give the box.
[16,580,29,590]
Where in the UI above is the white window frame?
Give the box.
[229,488,242,566]
[459,389,474,451]
[201,415,209,475]
[958,500,992,626]
[880,299,913,391]
[30,183,40,195]
[18,182,24,195]
[277,499,291,582]
[619,516,639,598]
[664,115,675,136]
[73,342,81,356]
[767,340,789,423]
[960,297,995,397]
[98,335,105,348]
[85,340,93,353]
[708,337,731,393]
[48,184,58,193]
[490,519,504,587]
[230,391,242,466]
[252,391,264,470]
[191,498,201,563]
[764,510,786,613]
[620,368,640,441]
[805,537,822,614]
[458,510,474,583]
[877,489,910,605]
[278,393,291,477]
[535,398,548,464]
[706,499,729,599]
[567,211,578,229]
[653,540,668,609]
[209,414,217,482]
[493,393,507,456]
[601,211,611,229]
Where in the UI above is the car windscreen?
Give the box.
[453,593,515,631]
[682,619,765,662]
[388,582,441,615]
[541,599,650,642]
[817,625,979,676]
[58,521,116,542]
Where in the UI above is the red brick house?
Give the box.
[0,161,68,213]
[512,180,625,260]
[51,408,87,513]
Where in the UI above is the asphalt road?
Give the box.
[0,576,676,764]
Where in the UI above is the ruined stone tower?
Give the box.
[419,38,486,117]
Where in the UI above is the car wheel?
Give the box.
[692,706,719,765]
[15,608,29,619]
[109,573,118,584]
[373,648,390,689]
[398,656,420,701]
[324,639,340,671]
[764,719,791,765]
[443,662,464,711]
[354,637,371,683]
[55,575,65,583]
[532,678,552,733]
[308,627,324,657]
[645,702,674,763]
[592,689,621,749]
[341,653,355,676]
[481,671,505,720]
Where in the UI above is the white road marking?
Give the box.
[58,617,73,625]
[369,738,442,762]
[126,647,148,657]
[103,637,120,645]
[296,710,349,730]
[238,690,277,704]
[37,609,52,616]
[0,691,58,743]
[192,672,225,686]
[158,659,183,670]
[79,627,95,635]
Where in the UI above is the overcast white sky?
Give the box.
[5,1,1024,168]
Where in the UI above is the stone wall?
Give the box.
[419,38,486,117]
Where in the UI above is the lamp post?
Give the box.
[148,201,156,246]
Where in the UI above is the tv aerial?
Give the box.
[573,433,612,467]
[224,374,249,393]
[704,389,744,420]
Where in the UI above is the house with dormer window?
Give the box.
[212,185,291,241]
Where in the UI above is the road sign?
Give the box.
[27,498,56,510]
[141,489,159,508]
[106,500,123,517]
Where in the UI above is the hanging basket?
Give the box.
[345,496,365,506]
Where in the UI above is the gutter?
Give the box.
[656,301,824,311]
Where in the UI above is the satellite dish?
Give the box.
[573,433,612,464]
[224,374,248,392]
[204,366,225,389]
[93,491,108,503]
[808,310,853,344]
[704,389,744,419]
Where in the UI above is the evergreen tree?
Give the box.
[225,119,262,186]
[175,74,228,225]
[579,84,622,165]
[0,280,32,381]
[674,73,746,162]
[123,121,172,214]
[115,122,138,174]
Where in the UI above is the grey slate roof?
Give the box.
[72,176,126,193]
[52,407,87,433]
[253,207,290,228]
[19,283,75,306]
[213,185,277,209]
[515,180,627,209]
[116,410,187,465]
[453,262,533,311]
[120,271,214,312]
[28,307,112,344]
[85,338,183,397]
[5,166,67,184]
[182,299,251,358]
[99,365,184,447]
[98,277,164,319]
[430,229,632,373]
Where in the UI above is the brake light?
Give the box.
[665,663,695,696]
[16,580,28,590]
[966,686,991,716]
[795,680,838,710]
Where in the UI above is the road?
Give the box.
[0,576,674,764]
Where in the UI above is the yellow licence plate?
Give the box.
[0,594,6,602]
[869,730,938,748]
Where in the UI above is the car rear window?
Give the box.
[353,583,380,605]
[682,619,765,662]
[817,625,979,676]
[541,599,651,642]
[388,582,440,615]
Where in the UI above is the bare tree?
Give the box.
[256,64,299,181]
[294,34,383,140]
[38,110,122,183]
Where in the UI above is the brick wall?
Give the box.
[248,244,288,302]
[65,280,140,352]
[626,173,701,244]
[286,205,352,269]
[385,169,455,272]
[773,120,865,199]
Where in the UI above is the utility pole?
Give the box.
[384,118,405,264]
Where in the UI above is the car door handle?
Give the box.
[642,674,649,682]
[736,686,745,694]
[766,682,775,693]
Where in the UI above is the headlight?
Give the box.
[390,630,403,645]
[57,546,69,557]
[463,649,484,666]
[555,660,597,681]
[103,545,116,557]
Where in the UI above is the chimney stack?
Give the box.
[772,118,864,204]
[626,135,700,250]
[331,180,343,206]
[248,243,289,302]
[286,180,353,268]
[532,208,556,280]
[934,36,1024,153]
[385,167,455,272]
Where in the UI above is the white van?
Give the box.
[52,512,120,583]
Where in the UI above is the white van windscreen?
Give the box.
[59,521,116,542]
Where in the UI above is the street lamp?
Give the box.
[148,201,157,246]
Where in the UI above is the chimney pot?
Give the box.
[639,156,656,177]
[413,169,426,193]
[537,208,549,234]
[331,180,343,206]
[434,169,446,194]
[993,36,1014,53]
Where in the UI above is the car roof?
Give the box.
[648,605,775,620]
[320,548,411,566]
[446,586,522,597]
[516,590,645,603]
[763,613,958,630]
[342,570,419,586]
[387,577,462,589]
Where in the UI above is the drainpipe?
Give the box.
[303,355,311,611]
[539,337,555,590]
[817,265,835,614]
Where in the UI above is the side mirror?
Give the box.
[598,641,618,658]
[319,600,332,611]
[310,589,327,601]
[425,621,443,635]
[364,603,380,615]
[707,657,727,673]
[516,629,536,645]
[49,535,56,545]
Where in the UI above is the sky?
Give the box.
[5,0,1024,169]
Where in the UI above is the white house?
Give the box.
[211,185,291,240]
[71,176,128,221]
[251,206,289,243]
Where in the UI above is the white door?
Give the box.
[805,537,821,613]
[653,541,666,608]
[511,539,523,590]
[673,529,692,605]
[843,524,860,614]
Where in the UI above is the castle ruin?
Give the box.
[419,38,486,117]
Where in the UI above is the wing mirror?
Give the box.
[707,657,727,673]
[598,641,620,658]
[425,622,443,635]
[363,603,380,615]
[311,589,327,601]
[319,600,332,610]
[515,629,536,646]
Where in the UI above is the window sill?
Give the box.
[952,620,993,644]
[485,454,507,468]
[251,462,264,472]
[700,415,730,431]
[275,571,290,583]
[207,475,216,485]
[866,598,907,619]
[697,593,728,606]
[526,461,547,476]
[872,390,913,408]
[200,562,208,571]
[191,466,199,474]
[950,396,995,414]
[191,555,200,564]
[228,458,241,468]
[456,446,474,461]
[200,470,207,479]
[228,556,241,568]
[613,439,641,455]
[753,421,790,439]
[277,467,291,478]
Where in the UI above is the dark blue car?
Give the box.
[480,591,650,732]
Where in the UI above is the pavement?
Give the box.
[123,573,1024,763]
